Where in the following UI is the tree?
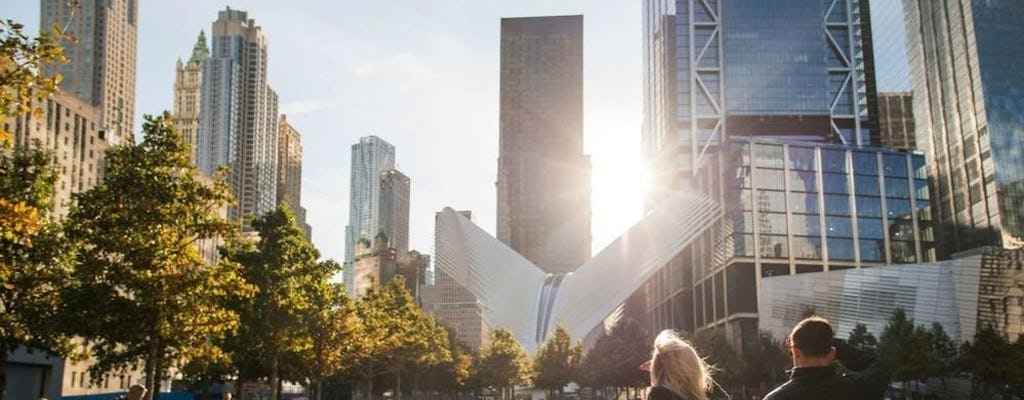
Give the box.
[420,325,473,396]
[300,275,363,400]
[691,329,745,390]
[578,320,649,400]
[927,322,957,390]
[351,277,450,400]
[740,331,789,390]
[64,113,251,400]
[222,203,332,400]
[846,323,878,355]
[0,145,77,397]
[474,327,532,400]
[533,325,583,399]
[962,325,1016,399]
[877,309,933,397]
[1,16,72,144]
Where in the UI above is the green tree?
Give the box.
[300,275,363,400]
[0,145,77,397]
[64,113,251,400]
[474,327,532,400]
[533,325,583,399]
[351,277,450,400]
[877,309,933,397]
[927,323,957,390]
[420,325,473,396]
[847,323,879,355]
[223,203,332,400]
[692,329,745,389]
[740,331,789,389]
[962,325,1016,398]
[578,320,649,400]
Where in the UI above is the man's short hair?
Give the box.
[789,316,834,356]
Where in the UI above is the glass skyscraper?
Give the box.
[199,7,279,225]
[344,136,396,293]
[497,16,591,274]
[633,0,939,345]
[644,0,877,202]
[903,0,1024,255]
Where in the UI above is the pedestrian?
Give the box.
[126,384,147,400]
[763,316,890,400]
[643,330,716,400]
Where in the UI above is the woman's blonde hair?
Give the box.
[650,330,714,400]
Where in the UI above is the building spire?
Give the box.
[188,30,210,64]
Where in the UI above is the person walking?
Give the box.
[763,316,890,400]
[644,330,717,400]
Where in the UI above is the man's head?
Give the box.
[127,384,147,400]
[786,316,835,367]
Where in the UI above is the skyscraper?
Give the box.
[276,114,311,239]
[497,15,591,274]
[420,210,490,350]
[379,169,411,255]
[876,92,915,151]
[632,0,933,346]
[903,0,1024,254]
[173,31,209,165]
[41,0,138,145]
[199,7,279,225]
[344,136,395,293]
[643,0,877,198]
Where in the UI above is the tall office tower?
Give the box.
[42,0,138,145]
[643,0,878,200]
[199,7,279,225]
[497,15,592,274]
[420,210,489,350]
[632,0,914,346]
[173,31,209,165]
[876,92,915,151]
[379,169,411,255]
[276,114,311,239]
[903,0,1024,255]
[344,136,396,293]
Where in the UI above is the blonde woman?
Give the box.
[644,330,715,400]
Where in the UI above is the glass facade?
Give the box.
[904,0,1024,255]
[725,139,935,266]
[642,0,877,188]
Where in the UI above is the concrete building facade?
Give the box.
[276,114,311,239]
[172,31,209,165]
[497,15,591,274]
[8,92,111,220]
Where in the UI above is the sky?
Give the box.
[2,1,646,265]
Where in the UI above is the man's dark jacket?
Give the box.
[763,339,890,400]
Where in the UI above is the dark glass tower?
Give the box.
[497,15,592,274]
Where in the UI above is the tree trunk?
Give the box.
[396,371,403,400]
[270,354,280,400]
[201,380,210,400]
[1,340,9,400]
[367,378,374,400]
[145,337,160,400]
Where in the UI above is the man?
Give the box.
[763,316,890,400]
[126,384,147,400]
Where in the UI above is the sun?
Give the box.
[589,133,648,255]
